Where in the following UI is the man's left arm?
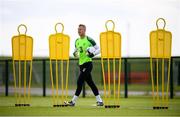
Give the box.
[93,45,100,56]
[87,36,100,57]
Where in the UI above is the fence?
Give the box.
[0,57,180,98]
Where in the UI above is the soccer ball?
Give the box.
[87,47,95,54]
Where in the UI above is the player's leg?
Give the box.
[85,73,103,106]
[74,72,85,96]
[85,73,99,96]
[66,65,85,106]
[84,62,103,106]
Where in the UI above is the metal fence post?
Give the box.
[43,60,46,97]
[124,58,128,98]
[170,58,174,99]
[178,62,180,86]
[5,60,9,96]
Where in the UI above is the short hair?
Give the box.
[79,24,86,30]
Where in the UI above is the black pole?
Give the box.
[5,60,9,96]
[43,60,46,97]
[170,58,174,99]
[178,62,180,85]
[154,59,157,86]
[124,58,128,98]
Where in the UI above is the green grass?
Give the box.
[0,96,180,116]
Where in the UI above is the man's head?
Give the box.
[78,24,86,37]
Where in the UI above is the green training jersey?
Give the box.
[75,36,96,65]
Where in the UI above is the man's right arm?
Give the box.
[73,48,78,57]
[73,39,79,57]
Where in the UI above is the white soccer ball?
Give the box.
[87,47,95,54]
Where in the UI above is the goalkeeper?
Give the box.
[66,24,103,106]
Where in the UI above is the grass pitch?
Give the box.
[0,96,180,116]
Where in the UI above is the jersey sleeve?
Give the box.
[87,36,100,56]
[87,36,96,46]
[75,38,78,48]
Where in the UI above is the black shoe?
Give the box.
[64,101,75,106]
[97,101,104,106]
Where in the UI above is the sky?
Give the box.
[0,0,179,57]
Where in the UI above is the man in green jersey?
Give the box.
[66,24,103,106]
